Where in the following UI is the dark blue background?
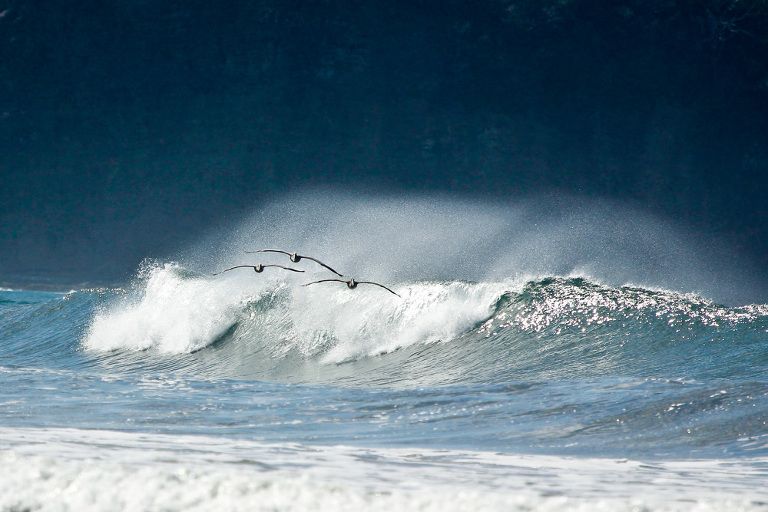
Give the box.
[2,0,767,291]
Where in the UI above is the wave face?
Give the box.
[77,264,768,388]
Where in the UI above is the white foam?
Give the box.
[296,280,515,363]
[1,427,766,512]
[84,262,292,353]
[83,257,520,360]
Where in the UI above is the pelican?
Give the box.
[246,249,343,277]
[303,278,400,297]
[212,264,304,275]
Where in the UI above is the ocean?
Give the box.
[2,193,768,511]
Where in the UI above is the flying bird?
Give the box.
[303,278,400,297]
[212,264,304,275]
[245,249,343,277]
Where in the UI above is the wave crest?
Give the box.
[83,262,511,362]
[82,264,768,385]
[85,262,255,353]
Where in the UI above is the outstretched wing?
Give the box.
[266,264,304,273]
[212,265,256,275]
[300,255,343,277]
[246,249,343,276]
[213,264,304,275]
[358,281,400,297]
[303,279,345,287]
[303,279,400,297]
[245,249,289,256]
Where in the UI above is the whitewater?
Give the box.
[2,192,768,511]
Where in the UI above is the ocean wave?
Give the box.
[83,262,513,360]
[4,259,767,386]
[73,262,768,386]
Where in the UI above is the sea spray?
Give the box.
[85,262,271,353]
[184,192,761,305]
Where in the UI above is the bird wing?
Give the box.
[245,249,289,256]
[358,281,401,297]
[301,256,343,276]
[303,279,345,287]
[212,265,255,275]
[267,265,304,273]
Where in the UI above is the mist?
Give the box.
[180,191,761,306]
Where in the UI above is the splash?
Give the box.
[84,262,279,353]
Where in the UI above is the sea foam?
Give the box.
[2,427,766,512]
[83,259,515,361]
[84,262,264,353]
